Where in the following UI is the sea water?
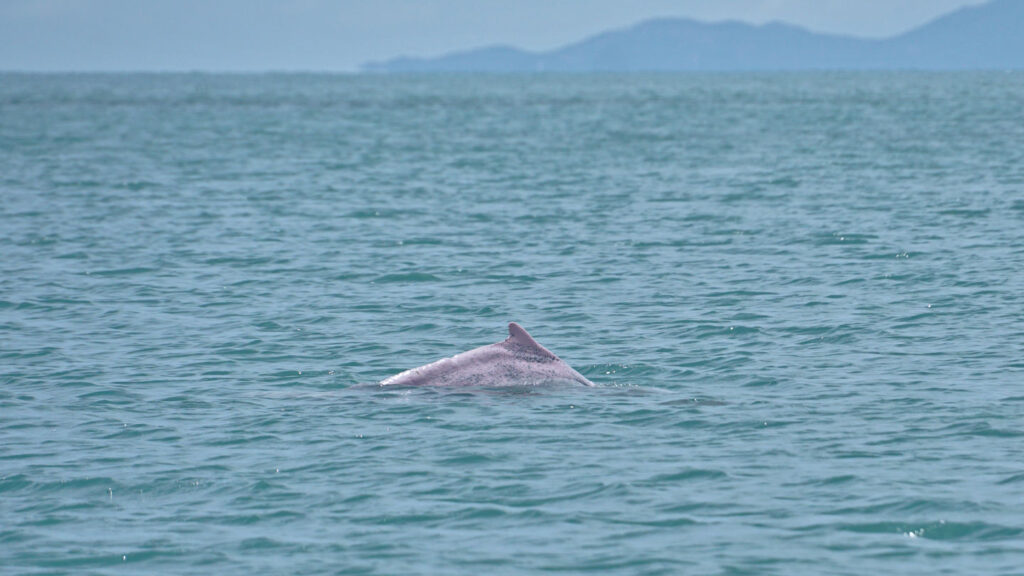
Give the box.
[2,73,1023,574]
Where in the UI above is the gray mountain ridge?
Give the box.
[363,0,1024,72]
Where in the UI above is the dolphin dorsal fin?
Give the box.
[506,322,557,359]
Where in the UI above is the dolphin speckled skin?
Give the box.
[380,323,594,387]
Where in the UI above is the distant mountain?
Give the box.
[885,0,1024,69]
[363,0,1024,72]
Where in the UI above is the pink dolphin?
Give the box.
[380,322,594,387]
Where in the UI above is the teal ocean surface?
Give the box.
[2,73,1024,575]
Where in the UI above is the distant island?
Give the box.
[364,0,1024,72]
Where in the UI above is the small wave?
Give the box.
[838,520,1022,542]
[371,272,442,283]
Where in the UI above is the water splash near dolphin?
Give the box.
[380,323,594,387]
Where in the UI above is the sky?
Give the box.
[0,0,988,72]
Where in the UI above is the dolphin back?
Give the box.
[379,322,594,387]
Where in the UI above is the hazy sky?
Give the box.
[0,0,988,71]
